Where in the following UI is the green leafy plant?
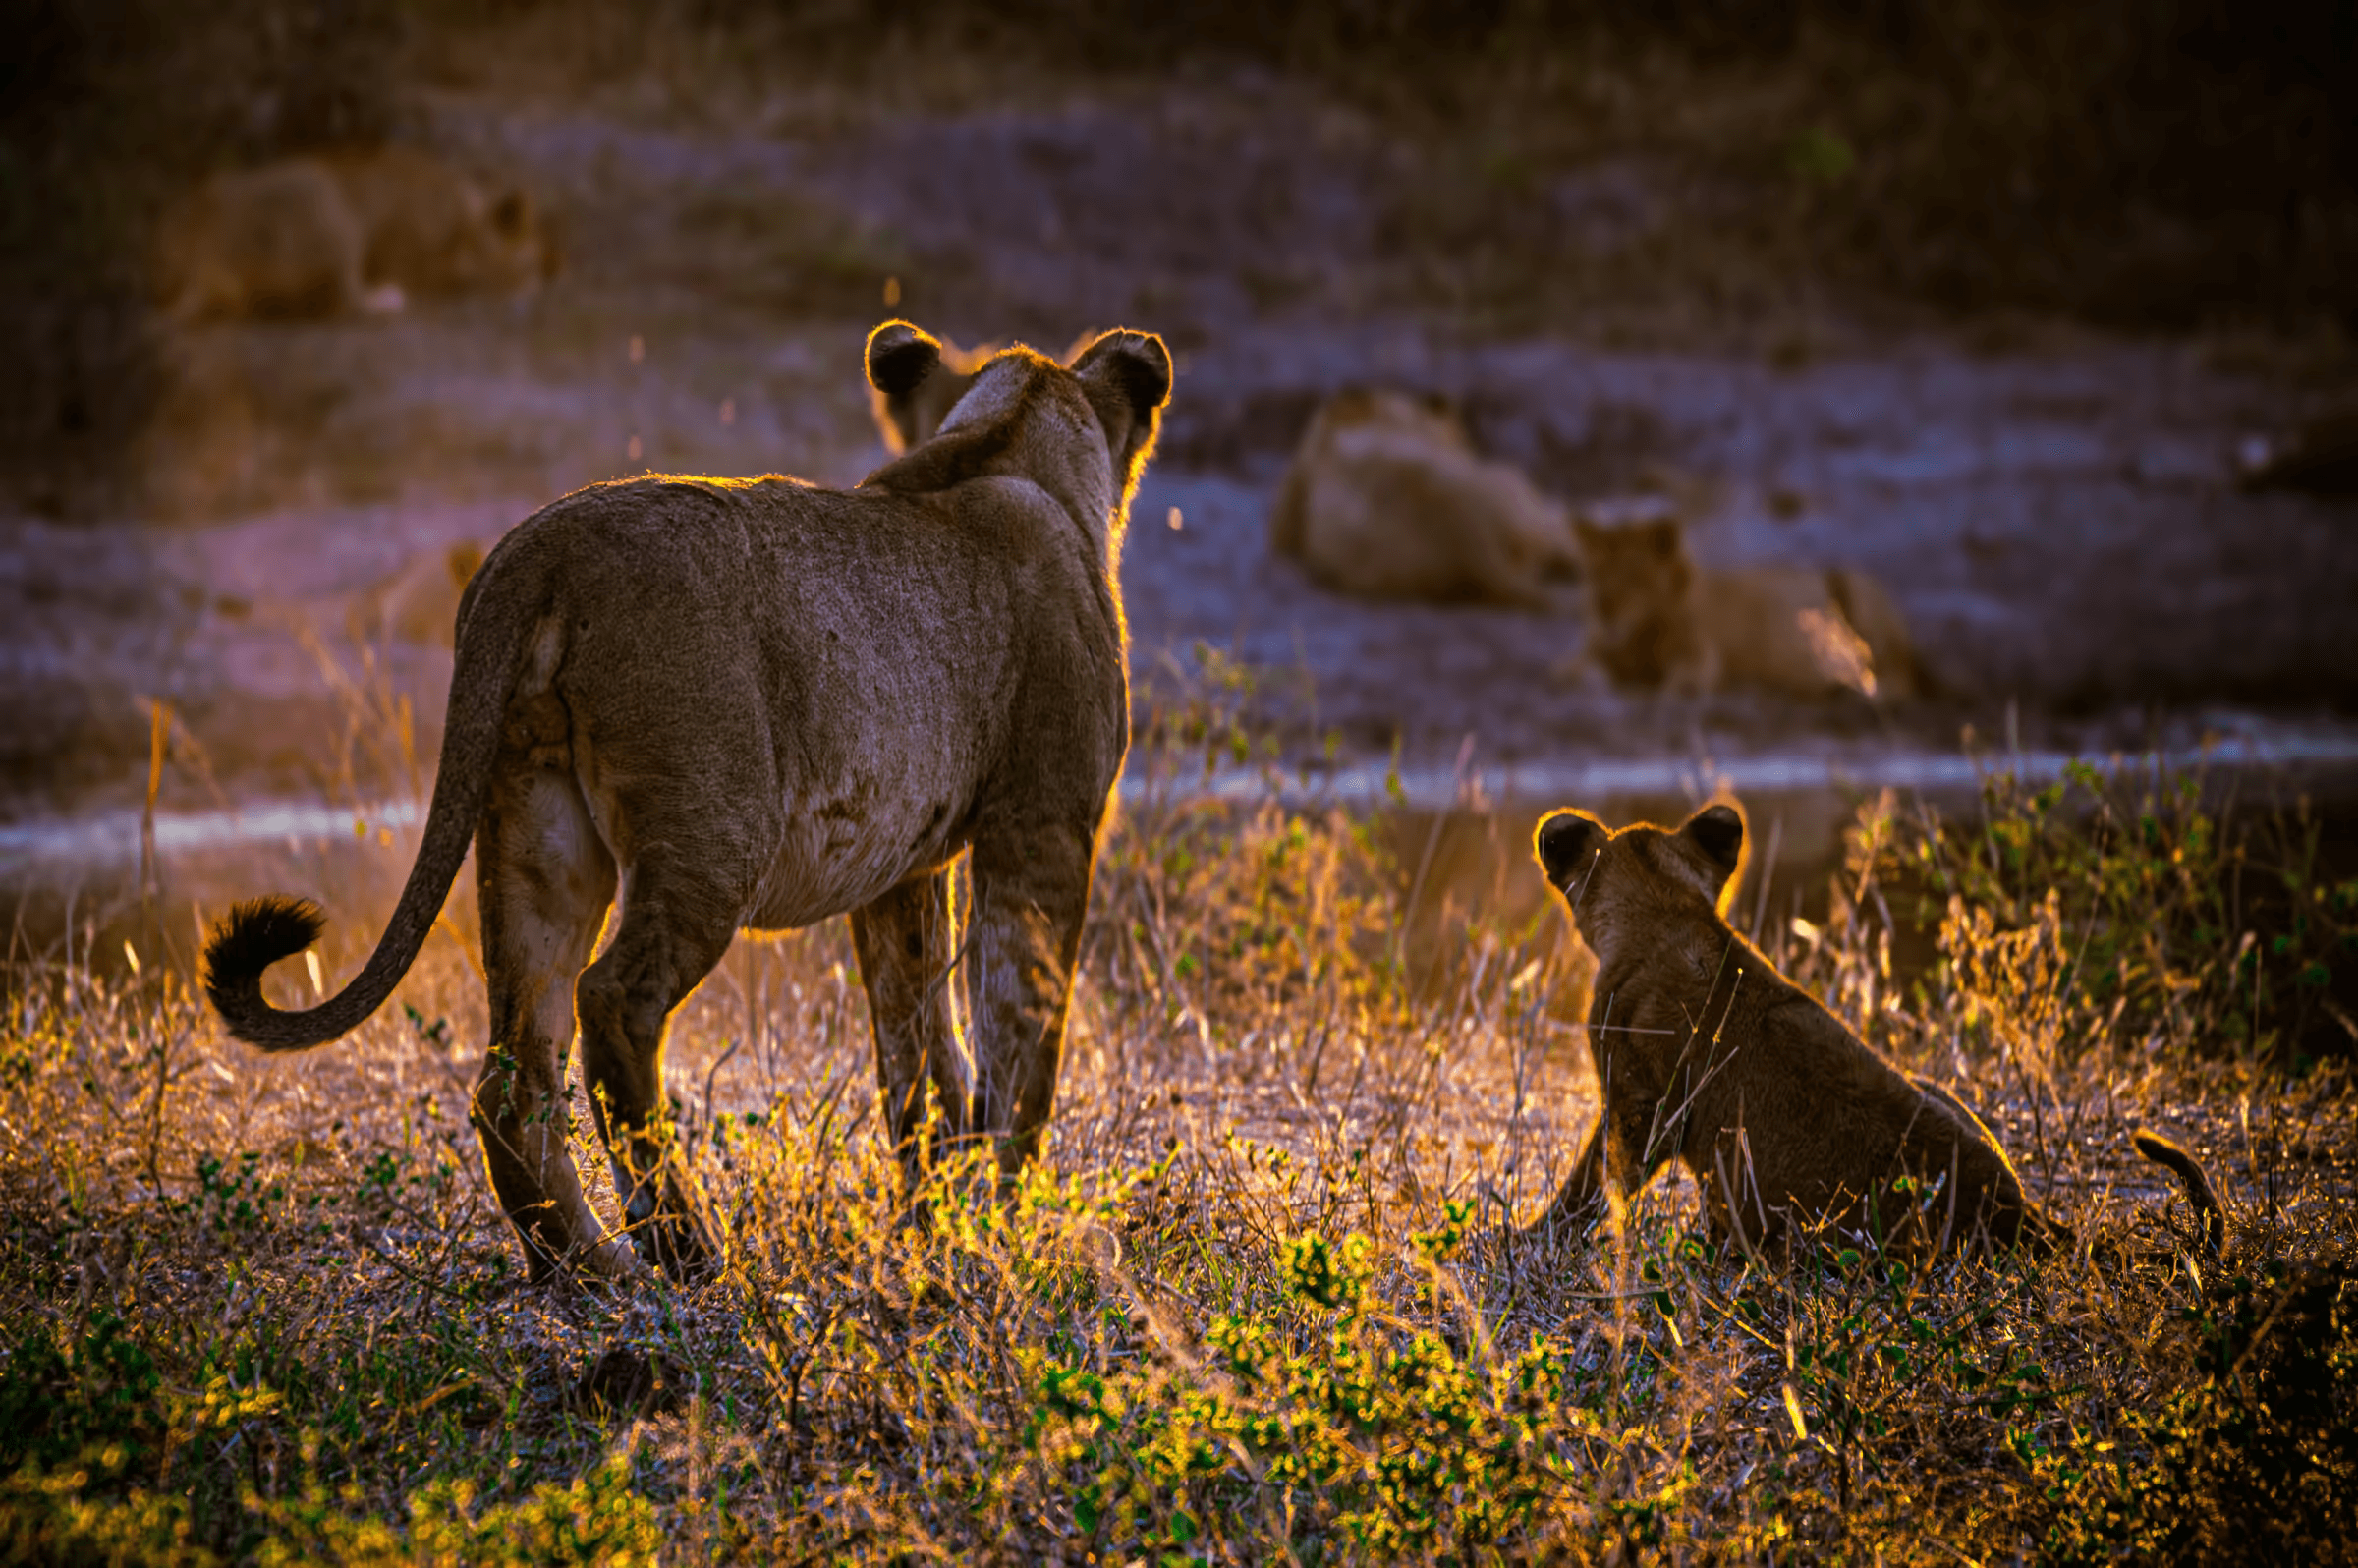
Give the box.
[1869,761,2357,1069]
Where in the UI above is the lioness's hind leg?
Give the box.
[575,858,737,1282]
[473,767,629,1281]
[850,865,972,1188]
[968,824,1096,1177]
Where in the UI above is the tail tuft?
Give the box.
[203,896,327,1046]
[2134,1128,2226,1260]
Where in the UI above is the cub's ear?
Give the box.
[1071,328,1173,498]
[866,320,943,400]
[1679,803,1746,906]
[1534,810,1607,889]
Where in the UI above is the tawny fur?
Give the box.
[1270,389,1579,608]
[868,332,999,454]
[203,320,1172,1284]
[345,540,489,648]
[869,330,1109,456]
[154,146,557,323]
[1574,515,1920,700]
[1526,802,2222,1258]
[351,330,1092,654]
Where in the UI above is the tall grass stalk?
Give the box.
[3,707,2353,1562]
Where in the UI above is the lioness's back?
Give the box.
[477,472,1115,802]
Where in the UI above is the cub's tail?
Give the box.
[2132,1128,2226,1260]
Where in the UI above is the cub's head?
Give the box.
[1574,514,1692,689]
[1533,802,1747,959]
[864,319,1172,524]
[457,186,560,295]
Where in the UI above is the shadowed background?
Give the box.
[3,0,2356,948]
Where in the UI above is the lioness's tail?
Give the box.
[203,539,544,1052]
[2132,1128,2226,1259]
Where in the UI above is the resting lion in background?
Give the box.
[1270,389,1580,608]
[155,145,558,323]
[1523,801,2224,1258]
[344,539,488,648]
[1573,513,1921,700]
[204,320,1173,1283]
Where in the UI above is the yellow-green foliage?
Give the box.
[0,744,2352,1563]
[1870,763,2358,1070]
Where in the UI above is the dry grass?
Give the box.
[3,685,2356,1563]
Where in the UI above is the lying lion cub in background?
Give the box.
[1270,389,1580,608]
[1574,513,1921,700]
[155,145,557,323]
[1525,801,2223,1258]
[204,320,1172,1283]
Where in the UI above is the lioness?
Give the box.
[155,145,557,323]
[1270,389,1580,608]
[1574,513,1920,700]
[1524,801,2223,1257]
[204,320,1172,1282]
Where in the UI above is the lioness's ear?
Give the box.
[867,321,951,455]
[1535,810,1607,889]
[1071,328,1173,499]
[1679,804,1746,907]
[866,321,943,399]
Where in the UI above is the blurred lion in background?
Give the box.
[1270,389,1581,608]
[1573,511,1921,700]
[154,145,558,323]
[346,539,488,649]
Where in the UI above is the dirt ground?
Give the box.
[4,72,2357,901]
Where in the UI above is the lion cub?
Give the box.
[1270,389,1580,609]
[1574,513,1920,700]
[155,146,557,323]
[1526,801,2222,1257]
